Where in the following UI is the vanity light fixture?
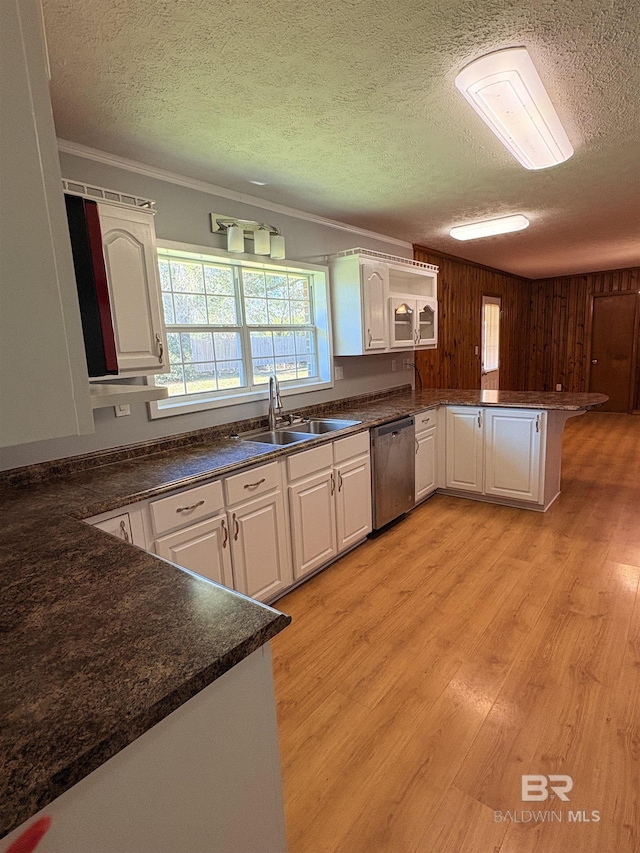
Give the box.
[211,215,286,259]
[450,214,529,241]
[455,47,573,170]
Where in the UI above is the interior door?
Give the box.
[589,292,639,413]
[481,296,501,391]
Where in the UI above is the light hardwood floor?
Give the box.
[270,412,640,853]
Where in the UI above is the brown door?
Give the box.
[588,292,639,413]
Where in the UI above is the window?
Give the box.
[482,296,501,373]
[150,243,332,417]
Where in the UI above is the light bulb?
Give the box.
[226,224,244,253]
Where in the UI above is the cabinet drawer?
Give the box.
[333,430,370,464]
[415,409,437,434]
[287,443,334,482]
[93,512,133,544]
[150,480,224,535]
[225,461,281,506]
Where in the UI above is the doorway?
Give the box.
[588,291,639,413]
[481,295,501,391]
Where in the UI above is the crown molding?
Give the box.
[57,139,413,250]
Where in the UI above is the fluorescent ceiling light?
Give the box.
[450,214,529,241]
[455,47,573,170]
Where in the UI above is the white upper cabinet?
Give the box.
[97,204,169,375]
[329,249,438,355]
[362,261,389,351]
[1,0,93,448]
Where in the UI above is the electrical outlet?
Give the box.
[334,366,344,381]
[115,404,131,417]
[403,359,412,370]
[555,384,562,392]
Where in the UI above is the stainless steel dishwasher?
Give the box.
[370,416,415,530]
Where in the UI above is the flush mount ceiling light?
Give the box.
[450,214,529,241]
[210,215,286,259]
[455,47,573,170]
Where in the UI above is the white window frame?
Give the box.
[148,240,333,419]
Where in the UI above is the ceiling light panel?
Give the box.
[455,47,573,170]
[450,214,529,241]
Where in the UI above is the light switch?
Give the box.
[115,404,131,417]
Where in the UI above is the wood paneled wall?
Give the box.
[412,246,531,390]
[413,247,640,408]
[528,267,640,408]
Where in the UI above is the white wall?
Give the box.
[1,150,414,470]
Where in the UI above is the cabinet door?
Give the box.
[416,298,438,348]
[229,491,292,601]
[289,470,337,579]
[389,296,416,349]
[445,407,484,493]
[97,204,168,375]
[155,515,233,588]
[1,0,93,448]
[484,408,543,502]
[335,454,372,552]
[361,262,388,350]
[415,427,437,502]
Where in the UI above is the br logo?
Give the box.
[521,774,573,802]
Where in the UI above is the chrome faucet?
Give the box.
[268,374,284,430]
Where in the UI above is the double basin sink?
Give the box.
[241,418,361,446]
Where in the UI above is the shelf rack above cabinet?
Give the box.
[331,247,439,274]
[62,179,156,213]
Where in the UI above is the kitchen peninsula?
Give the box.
[0,386,606,851]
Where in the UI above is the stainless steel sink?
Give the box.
[295,418,361,433]
[244,430,315,445]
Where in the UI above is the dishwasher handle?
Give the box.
[371,416,415,439]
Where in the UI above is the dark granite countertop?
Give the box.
[0,386,607,838]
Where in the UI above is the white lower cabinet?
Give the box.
[155,515,233,588]
[335,453,372,551]
[415,408,438,503]
[445,406,485,493]
[144,461,292,603]
[484,408,543,502]
[86,505,146,547]
[288,432,372,581]
[289,469,338,580]
[445,406,545,505]
[227,490,292,601]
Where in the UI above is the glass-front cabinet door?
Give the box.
[416,299,437,347]
[390,297,415,348]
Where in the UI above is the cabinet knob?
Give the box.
[233,513,240,541]
[591,359,598,364]
[156,332,164,364]
[119,519,130,543]
[221,518,229,548]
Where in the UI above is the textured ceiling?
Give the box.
[43,0,640,278]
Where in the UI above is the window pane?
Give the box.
[253,357,275,385]
[158,259,171,291]
[155,363,186,397]
[294,330,313,354]
[267,299,290,324]
[290,300,311,324]
[288,276,308,300]
[170,261,205,293]
[203,265,234,295]
[243,271,266,298]
[181,332,214,362]
[216,360,244,389]
[275,357,296,381]
[245,297,268,325]
[167,332,182,362]
[174,294,207,324]
[213,332,242,361]
[162,293,175,324]
[185,362,217,394]
[273,331,295,356]
[206,295,237,325]
[266,273,288,299]
[296,356,314,379]
[250,331,274,359]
